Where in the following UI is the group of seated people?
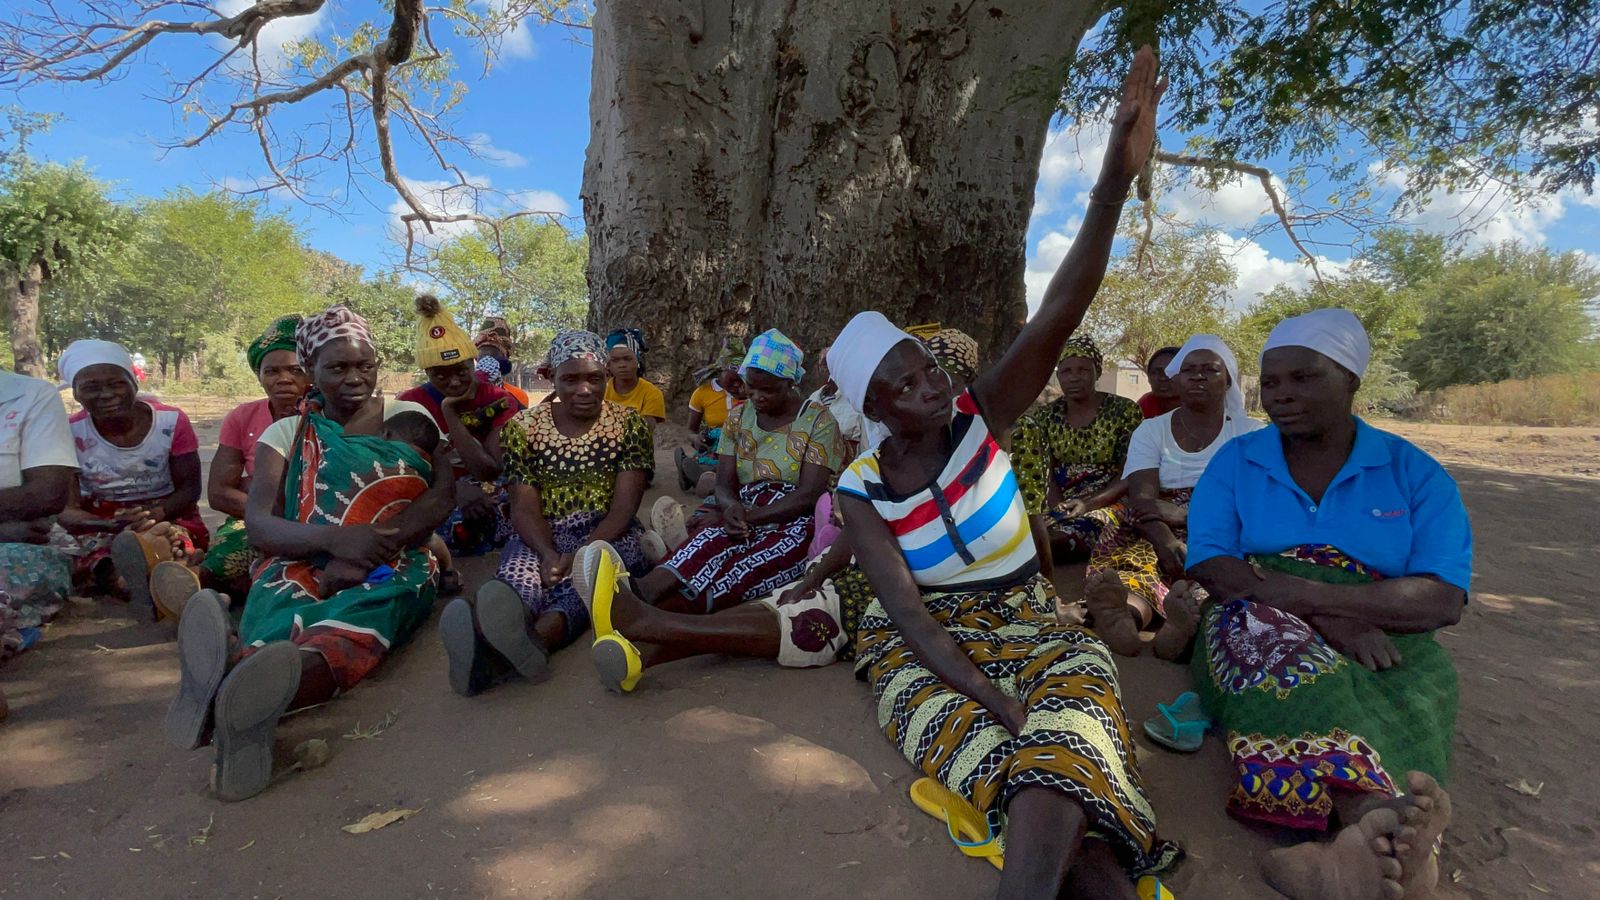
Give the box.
[0,50,1466,900]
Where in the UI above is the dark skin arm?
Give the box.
[0,466,74,543]
[1124,468,1186,580]
[1057,478,1128,518]
[440,395,505,480]
[584,469,649,546]
[774,530,854,604]
[971,48,1162,435]
[742,460,832,529]
[57,453,199,532]
[1189,557,1465,634]
[509,482,565,586]
[843,494,1027,735]
[206,445,250,520]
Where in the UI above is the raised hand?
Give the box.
[1098,45,1166,190]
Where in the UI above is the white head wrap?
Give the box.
[1165,334,1247,422]
[59,339,137,388]
[827,311,919,451]
[1261,308,1370,378]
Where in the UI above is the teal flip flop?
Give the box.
[1143,691,1210,753]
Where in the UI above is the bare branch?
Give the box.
[1155,150,1326,282]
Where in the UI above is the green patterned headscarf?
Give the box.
[1058,334,1104,375]
[248,315,303,373]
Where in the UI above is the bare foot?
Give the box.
[1395,772,1451,897]
[1263,808,1410,900]
[1152,580,1203,661]
[1084,569,1143,657]
[608,584,655,639]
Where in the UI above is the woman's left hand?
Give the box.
[994,697,1028,737]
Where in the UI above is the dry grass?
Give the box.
[1417,372,1600,426]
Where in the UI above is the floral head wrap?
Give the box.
[295,305,374,368]
[544,329,607,372]
[922,328,980,383]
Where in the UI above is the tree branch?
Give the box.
[1155,150,1325,282]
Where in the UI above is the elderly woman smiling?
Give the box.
[1181,309,1468,900]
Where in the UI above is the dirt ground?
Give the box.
[2,406,1595,899]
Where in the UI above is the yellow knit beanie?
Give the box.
[413,294,476,369]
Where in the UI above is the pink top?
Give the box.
[219,397,281,476]
[69,400,199,503]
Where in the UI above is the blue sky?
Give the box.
[13,13,1600,309]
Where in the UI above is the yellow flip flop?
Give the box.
[1137,875,1176,899]
[582,543,622,639]
[592,633,643,694]
[908,778,1003,870]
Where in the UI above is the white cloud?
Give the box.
[1033,125,1109,217]
[1372,164,1573,248]
[1023,219,1080,313]
[466,132,528,168]
[215,0,326,71]
[1164,172,1280,230]
[483,0,539,60]
[1207,232,1350,306]
[507,189,570,215]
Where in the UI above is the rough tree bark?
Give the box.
[583,0,1102,401]
[5,258,47,378]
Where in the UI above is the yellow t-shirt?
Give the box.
[688,381,734,430]
[605,378,666,421]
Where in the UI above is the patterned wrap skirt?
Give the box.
[1086,487,1193,616]
[495,510,647,649]
[664,481,814,613]
[1,543,71,661]
[199,516,258,583]
[1194,545,1458,831]
[1042,464,1117,558]
[854,574,1180,875]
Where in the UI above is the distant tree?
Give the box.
[1401,244,1600,390]
[303,250,415,369]
[432,219,589,354]
[0,160,130,376]
[1081,222,1235,370]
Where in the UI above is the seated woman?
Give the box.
[438,329,654,697]
[1136,346,1181,419]
[149,316,310,615]
[570,332,982,692]
[163,305,453,801]
[677,337,747,493]
[473,315,531,407]
[54,340,209,613]
[626,330,845,614]
[1011,335,1143,575]
[603,328,666,431]
[1,367,79,722]
[1180,308,1463,900]
[1083,333,1263,658]
[398,295,520,563]
[818,52,1186,898]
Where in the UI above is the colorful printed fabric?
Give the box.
[1011,393,1143,555]
[237,413,437,690]
[248,314,302,373]
[717,398,845,487]
[0,542,70,662]
[1085,487,1193,615]
[435,480,513,557]
[500,401,654,520]
[1194,545,1458,831]
[474,316,514,358]
[295,305,373,368]
[544,329,607,370]
[69,497,209,583]
[837,390,1035,591]
[199,516,258,582]
[741,329,806,383]
[854,574,1180,874]
[1059,334,1104,371]
[921,328,980,383]
[664,482,816,612]
[605,327,647,362]
[495,511,647,649]
[753,561,874,667]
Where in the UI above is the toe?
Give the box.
[1378,855,1402,880]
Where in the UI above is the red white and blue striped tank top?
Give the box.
[836,390,1038,591]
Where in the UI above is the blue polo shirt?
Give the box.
[1188,418,1472,592]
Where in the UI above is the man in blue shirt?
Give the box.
[1177,309,1468,900]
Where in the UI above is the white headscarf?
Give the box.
[1165,334,1247,422]
[58,339,136,388]
[827,311,919,451]
[1261,308,1370,378]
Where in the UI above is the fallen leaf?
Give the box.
[58,852,71,860]
[1505,779,1544,797]
[344,709,399,741]
[836,861,861,869]
[237,840,255,851]
[189,813,216,846]
[342,807,419,834]
[292,739,331,771]
[1450,870,1464,883]
[1530,883,1552,895]
[29,856,46,861]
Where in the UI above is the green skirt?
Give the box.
[1193,545,1457,830]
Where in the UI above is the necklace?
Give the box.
[1172,407,1218,447]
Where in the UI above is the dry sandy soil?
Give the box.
[2,404,1595,899]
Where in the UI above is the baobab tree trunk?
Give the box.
[583,0,1100,401]
[5,258,47,378]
